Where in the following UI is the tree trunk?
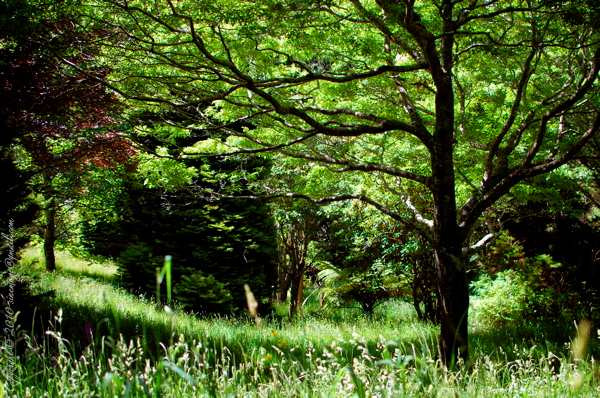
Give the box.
[44,201,57,272]
[287,235,309,317]
[319,292,325,309]
[412,281,424,320]
[424,29,468,361]
[296,274,304,308]
[288,268,304,317]
[288,273,299,317]
[276,266,291,303]
[434,244,468,365]
[431,141,469,365]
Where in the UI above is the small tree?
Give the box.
[316,204,409,313]
[174,272,234,315]
[0,1,133,270]
[273,200,326,316]
[81,159,279,315]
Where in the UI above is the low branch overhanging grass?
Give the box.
[0,249,598,397]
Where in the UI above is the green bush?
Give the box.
[470,270,535,328]
[82,170,278,316]
[472,231,581,326]
[174,272,233,315]
[117,243,162,293]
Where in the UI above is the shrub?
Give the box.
[319,261,407,313]
[117,243,162,293]
[470,270,535,328]
[82,171,278,316]
[473,231,579,325]
[174,272,233,315]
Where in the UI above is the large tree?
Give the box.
[70,0,600,364]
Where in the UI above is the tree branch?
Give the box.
[462,233,494,256]
[211,191,434,243]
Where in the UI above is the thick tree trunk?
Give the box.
[44,202,57,272]
[431,137,469,365]
[434,244,469,365]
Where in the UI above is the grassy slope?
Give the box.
[0,248,598,397]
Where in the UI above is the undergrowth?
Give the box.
[0,248,598,397]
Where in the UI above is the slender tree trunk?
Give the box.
[296,274,304,308]
[319,292,325,309]
[288,271,299,317]
[287,235,310,317]
[288,266,304,317]
[277,266,291,303]
[412,281,424,321]
[44,199,57,272]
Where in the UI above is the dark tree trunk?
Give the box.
[431,132,469,364]
[431,173,470,364]
[412,282,424,321]
[275,217,314,316]
[44,202,57,272]
[411,259,439,322]
[429,55,469,362]
[288,272,300,317]
[434,244,468,365]
[276,266,291,303]
[424,289,439,323]
[286,232,310,317]
[288,263,304,317]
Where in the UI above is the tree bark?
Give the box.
[44,200,57,272]
[288,262,305,317]
[288,271,300,317]
[276,263,291,303]
[431,137,469,364]
[434,244,469,365]
[296,274,304,308]
[431,151,470,364]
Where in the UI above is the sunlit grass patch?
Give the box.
[19,246,118,283]
[54,251,118,282]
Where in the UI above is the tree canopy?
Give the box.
[56,0,600,364]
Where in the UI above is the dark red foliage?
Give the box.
[0,13,136,181]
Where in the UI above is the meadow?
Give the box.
[0,248,598,397]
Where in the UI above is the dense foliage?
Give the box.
[471,202,600,326]
[0,0,134,270]
[80,159,279,315]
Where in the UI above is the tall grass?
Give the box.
[0,248,598,397]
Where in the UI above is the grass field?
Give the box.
[0,248,598,397]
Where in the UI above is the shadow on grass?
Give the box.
[470,319,599,363]
[21,288,441,374]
